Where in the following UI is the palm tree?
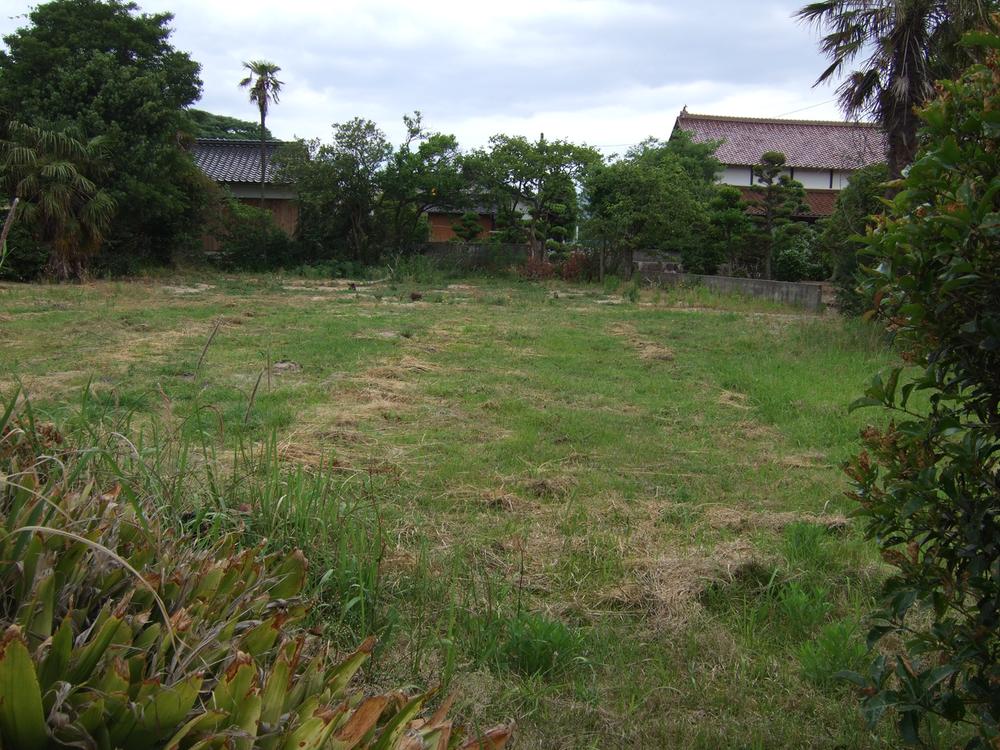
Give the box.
[0,121,115,280]
[239,60,283,209]
[797,0,994,178]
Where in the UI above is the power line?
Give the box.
[774,99,837,118]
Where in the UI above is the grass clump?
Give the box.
[777,582,834,637]
[797,621,869,689]
[0,394,513,750]
[500,612,583,678]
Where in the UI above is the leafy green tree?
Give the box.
[583,145,709,274]
[797,0,995,178]
[467,134,599,260]
[239,59,283,209]
[749,151,808,279]
[705,185,754,274]
[381,112,467,252]
[0,0,205,268]
[771,222,825,282]
[186,108,272,140]
[843,29,1000,746]
[818,162,890,313]
[276,118,393,264]
[0,121,115,279]
[276,114,469,264]
[635,131,722,189]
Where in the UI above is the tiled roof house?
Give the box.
[191,139,298,236]
[671,111,886,218]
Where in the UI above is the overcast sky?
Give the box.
[1,0,846,152]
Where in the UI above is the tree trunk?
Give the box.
[259,110,267,211]
[886,111,919,182]
[0,198,18,257]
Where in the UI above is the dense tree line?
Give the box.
[0,1,845,282]
[2,0,992,285]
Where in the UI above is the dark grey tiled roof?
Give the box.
[674,112,886,170]
[191,139,289,184]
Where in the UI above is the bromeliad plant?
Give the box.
[0,395,512,750]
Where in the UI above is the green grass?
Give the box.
[0,272,903,748]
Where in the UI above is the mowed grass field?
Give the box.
[0,274,901,748]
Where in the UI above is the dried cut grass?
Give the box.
[591,540,769,625]
[281,279,367,291]
[607,322,675,362]
[161,283,214,295]
[522,474,575,499]
[732,419,778,441]
[366,355,439,381]
[705,506,850,534]
[277,352,443,472]
[276,440,347,470]
[778,451,830,469]
[717,390,751,410]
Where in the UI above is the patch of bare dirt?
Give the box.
[271,359,302,375]
[161,283,214,295]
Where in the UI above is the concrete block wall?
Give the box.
[645,270,824,311]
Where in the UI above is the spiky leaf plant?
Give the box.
[0,393,513,750]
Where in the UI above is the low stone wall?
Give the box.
[415,242,530,273]
[644,270,825,311]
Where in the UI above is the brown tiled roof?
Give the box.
[739,187,839,219]
[675,112,886,170]
[191,139,290,184]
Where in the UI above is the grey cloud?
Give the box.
[1,0,842,146]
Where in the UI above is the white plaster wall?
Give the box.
[794,168,833,189]
[720,166,752,186]
[227,183,297,200]
[833,171,853,189]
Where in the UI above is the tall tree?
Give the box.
[239,60,283,209]
[750,151,808,279]
[381,112,467,252]
[705,185,755,275]
[817,162,889,313]
[582,144,710,275]
[467,135,598,260]
[275,119,393,264]
[797,0,995,178]
[0,0,205,269]
[0,121,116,280]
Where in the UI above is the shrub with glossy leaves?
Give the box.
[0,396,513,750]
[843,28,1000,748]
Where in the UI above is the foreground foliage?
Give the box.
[0,395,512,749]
[845,29,1000,747]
